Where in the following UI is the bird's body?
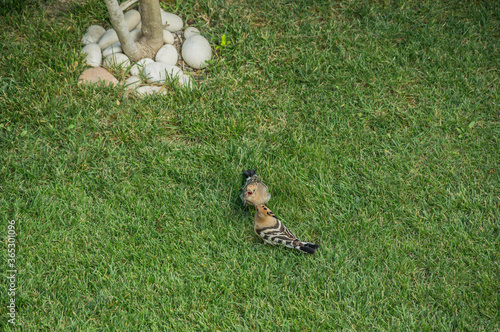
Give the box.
[240,170,271,207]
[253,204,319,254]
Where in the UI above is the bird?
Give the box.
[251,203,319,254]
[240,170,271,207]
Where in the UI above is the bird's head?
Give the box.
[242,183,258,203]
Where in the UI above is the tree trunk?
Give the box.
[104,0,141,61]
[105,0,163,62]
[136,0,164,59]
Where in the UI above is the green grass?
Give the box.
[1,0,499,330]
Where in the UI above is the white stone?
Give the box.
[130,65,140,77]
[130,28,143,42]
[134,21,142,30]
[130,58,154,76]
[124,10,141,31]
[130,58,155,76]
[179,75,194,89]
[161,12,183,32]
[98,29,119,50]
[136,86,167,96]
[103,53,131,69]
[163,30,174,44]
[184,27,200,39]
[181,35,212,69]
[155,44,178,65]
[81,43,102,67]
[124,75,142,90]
[81,25,106,45]
[143,62,183,83]
[102,42,122,57]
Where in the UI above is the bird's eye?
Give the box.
[248,191,252,195]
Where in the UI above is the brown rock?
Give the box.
[78,67,118,86]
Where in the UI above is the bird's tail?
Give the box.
[297,242,319,254]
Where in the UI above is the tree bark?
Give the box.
[104,0,142,61]
[105,0,163,62]
[136,0,164,59]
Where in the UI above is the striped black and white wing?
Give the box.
[256,218,318,254]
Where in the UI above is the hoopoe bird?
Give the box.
[252,204,319,254]
[240,170,271,207]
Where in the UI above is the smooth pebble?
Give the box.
[103,53,131,68]
[143,62,183,83]
[161,12,183,32]
[98,29,119,50]
[181,34,212,69]
[78,67,118,86]
[155,44,178,65]
[183,27,200,39]
[179,75,194,89]
[102,42,123,57]
[163,30,174,44]
[124,75,142,90]
[136,86,167,96]
[130,58,155,76]
[124,10,141,31]
[81,25,106,45]
[82,43,102,67]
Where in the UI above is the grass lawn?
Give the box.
[1,0,499,330]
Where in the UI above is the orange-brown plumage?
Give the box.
[240,170,271,207]
[252,204,319,254]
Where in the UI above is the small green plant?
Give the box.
[216,34,231,52]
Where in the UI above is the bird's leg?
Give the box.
[244,203,251,218]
